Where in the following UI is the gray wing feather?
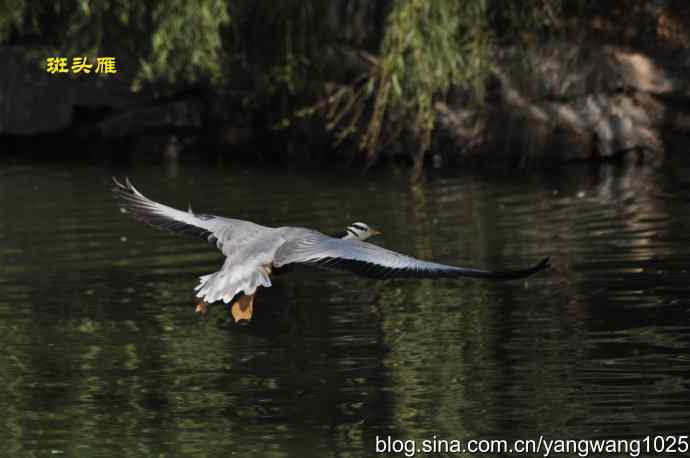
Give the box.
[112,177,267,254]
[273,231,550,280]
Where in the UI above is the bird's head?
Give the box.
[343,222,381,241]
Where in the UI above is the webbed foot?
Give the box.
[195,301,209,315]
[231,294,255,322]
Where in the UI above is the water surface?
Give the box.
[1,161,689,457]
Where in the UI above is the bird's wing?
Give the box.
[273,231,550,280]
[112,177,267,253]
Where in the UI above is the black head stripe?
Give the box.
[346,228,358,237]
[351,223,367,231]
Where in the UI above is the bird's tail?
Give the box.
[194,269,271,304]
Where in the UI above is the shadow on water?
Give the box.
[1,160,690,456]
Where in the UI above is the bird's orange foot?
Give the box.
[230,294,254,323]
[195,301,208,315]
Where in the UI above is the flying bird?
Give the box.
[112,178,550,318]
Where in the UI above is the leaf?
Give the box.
[391,73,402,97]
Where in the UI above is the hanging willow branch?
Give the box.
[302,0,494,171]
[296,0,563,174]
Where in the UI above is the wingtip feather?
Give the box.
[112,176,147,199]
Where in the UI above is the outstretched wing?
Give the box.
[111,177,267,253]
[273,231,550,280]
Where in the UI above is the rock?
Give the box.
[611,48,690,96]
[97,98,204,138]
[0,46,137,135]
[0,46,204,144]
[436,41,688,163]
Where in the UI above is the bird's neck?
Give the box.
[332,230,352,240]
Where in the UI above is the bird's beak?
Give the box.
[370,227,382,236]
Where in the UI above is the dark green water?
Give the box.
[1,161,690,457]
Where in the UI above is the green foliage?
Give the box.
[138,0,230,86]
[315,0,493,172]
[367,0,493,169]
[0,0,564,170]
[0,0,26,42]
[311,0,564,172]
[0,0,230,87]
[488,0,562,44]
[228,1,337,130]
